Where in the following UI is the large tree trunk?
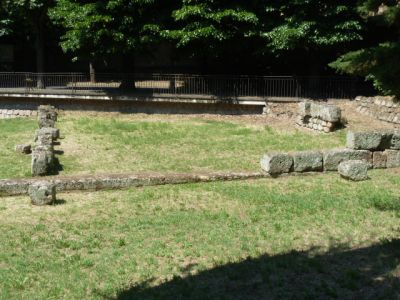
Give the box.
[89,61,96,83]
[119,54,136,90]
[34,23,45,89]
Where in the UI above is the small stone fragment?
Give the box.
[15,144,31,154]
[260,153,293,175]
[28,181,56,206]
[338,160,369,181]
[390,131,400,150]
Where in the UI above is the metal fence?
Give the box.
[0,72,375,100]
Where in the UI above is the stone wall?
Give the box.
[0,108,37,119]
[296,101,342,132]
[260,130,400,176]
[0,96,265,116]
[355,96,400,124]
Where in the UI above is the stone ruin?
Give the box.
[296,101,342,133]
[28,181,56,206]
[260,130,400,181]
[31,105,60,176]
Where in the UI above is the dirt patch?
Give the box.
[58,100,398,132]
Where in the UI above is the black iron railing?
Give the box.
[0,72,374,100]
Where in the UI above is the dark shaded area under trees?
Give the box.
[0,0,399,97]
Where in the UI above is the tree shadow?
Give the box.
[113,240,400,300]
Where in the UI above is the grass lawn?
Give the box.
[0,114,346,179]
[1,170,400,299]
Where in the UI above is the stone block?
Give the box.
[28,181,56,206]
[35,127,60,142]
[35,133,54,146]
[323,149,372,171]
[346,131,389,150]
[31,145,54,176]
[293,151,323,172]
[385,150,400,168]
[38,105,57,128]
[15,144,32,154]
[260,153,293,175]
[390,131,400,150]
[338,160,369,181]
[373,151,387,169]
[298,101,311,116]
[310,103,341,122]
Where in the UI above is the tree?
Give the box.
[256,1,363,74]
[330,0,400,98]
[162,0,259,71]
[1,0,54,85]
[50,0,170,81]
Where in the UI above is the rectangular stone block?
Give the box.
[31,146,54,176]
[298,101,311,116]
[293,151,323,172]
[385,150,400,168]
[260,153,293,175]
[310,103,341,122]
[323,149,372,171]
[373,151,387,169]
[35,127,60,141]
[346,131,389,150]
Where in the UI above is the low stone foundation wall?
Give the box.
[0,96,265,116]
[0,171,268,196]
[260,130,400,176]
[0,108,37,119]
[355,96,400,124]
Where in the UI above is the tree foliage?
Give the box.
[330,0,400,97]
[49,0,168,62]
[162,0,259,57]
[258,1,362,53]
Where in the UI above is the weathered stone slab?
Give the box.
[31,145,54,176]
[293,151,323,172]
[298,101,311,116]
[373,151,387,169]
[260,153,293,175]
[338,160,369,181]
[310,103,341,122]
[35,133,54,146]
[385,150,400,168]
[28,181,56,205]
[346,131,387,150]
[15,144,31,154]
[323,149,372,171]
[35,127,60,142]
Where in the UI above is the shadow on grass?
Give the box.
[47,157,64,176]
[53,199,66,205]
[113,240,400,300]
